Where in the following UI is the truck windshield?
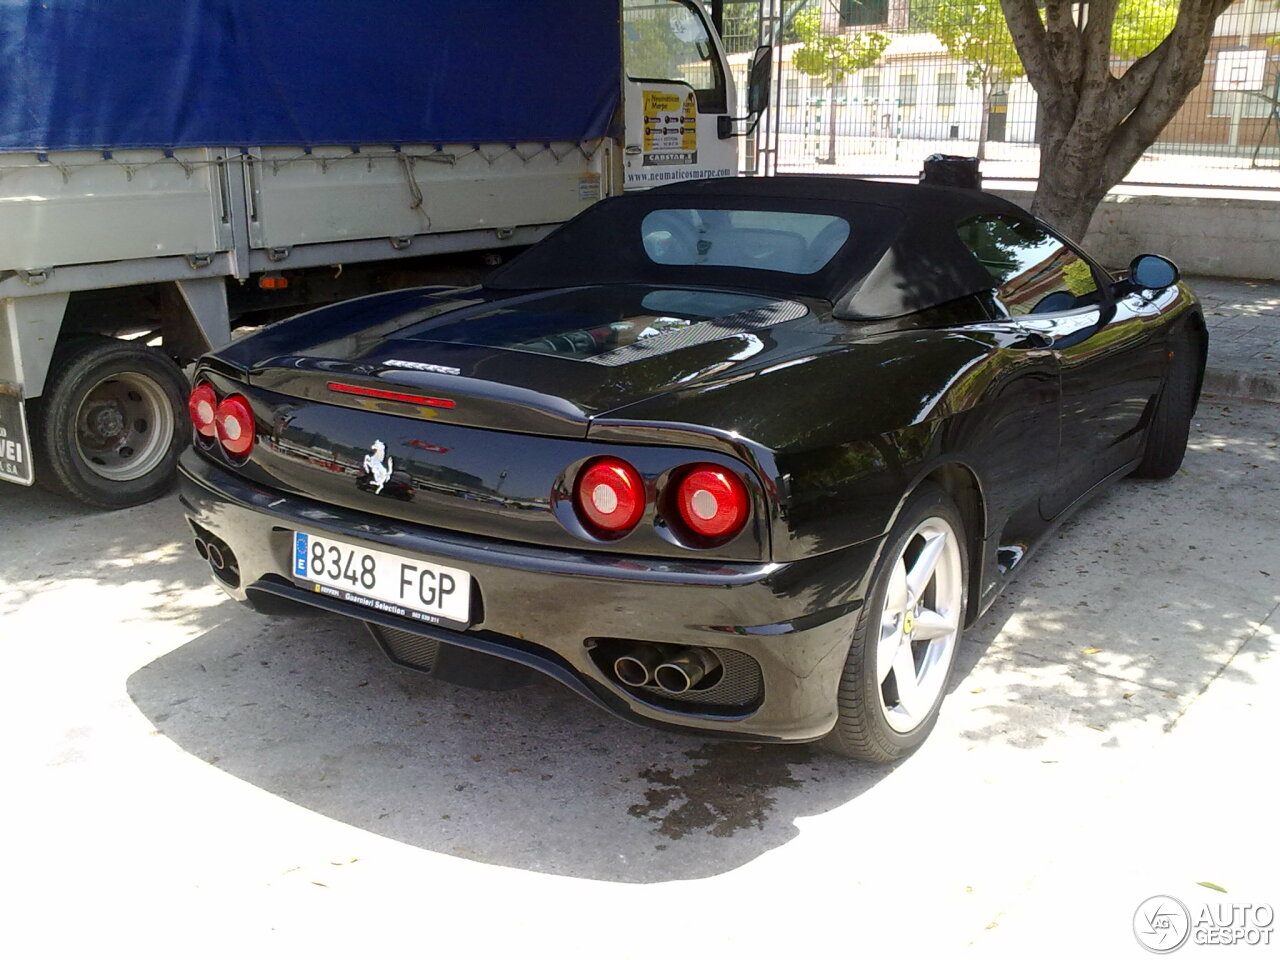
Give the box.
[623,0,726,113]
[641,209,851,275]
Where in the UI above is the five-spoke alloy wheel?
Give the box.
[875,515,964,734]
[825,482,968,762]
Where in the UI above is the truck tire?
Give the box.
[31,336,189,509]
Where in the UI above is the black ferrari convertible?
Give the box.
[179,176,1205,761]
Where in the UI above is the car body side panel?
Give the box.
[593,309,1062,572]
[1046,283,1193,516]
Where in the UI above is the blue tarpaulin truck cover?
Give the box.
[0,0,621,151]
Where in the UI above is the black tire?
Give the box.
[822,482,968,763]
[31,336,189,509]
[1130,337,1200,480]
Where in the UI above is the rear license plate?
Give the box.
[0,379,34,486]
[293,531,471,628]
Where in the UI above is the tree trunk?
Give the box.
[1028,101,1102,239]
[825,92,839,164]
[1029,171,1104,241]
[822,65,839,164]
[976,77,991,161]
[1000,0,1236,240]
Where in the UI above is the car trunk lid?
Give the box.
[223,285,832,438]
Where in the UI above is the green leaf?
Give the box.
[791,9,889,83]
[1197,881,1228,893]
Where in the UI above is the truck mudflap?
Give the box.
[0,378,34,485]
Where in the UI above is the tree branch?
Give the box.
[1102,0,1237,187]
[1042,0,1084,86]
[1079,0,1121,96]
[1115,0,1235,130]
[999,0,1056,93]
[1109,34,1176,125]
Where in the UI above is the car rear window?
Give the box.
[641,209,851,274]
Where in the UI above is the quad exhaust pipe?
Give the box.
[653,647,720,694]
[611,644,721,694]
[613,647,663,688]
[190,525,241,588]
[205,540,226,572]
[193,535,227,572]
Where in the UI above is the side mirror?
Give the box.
[1128,254,1179,291]
[718,45,773,139]
[747,45,773,117]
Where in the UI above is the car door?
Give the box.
[954,213,1162,519]
[942,305,1063,575]
[1046,266,1170,514]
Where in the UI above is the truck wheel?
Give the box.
[32,336,189,509]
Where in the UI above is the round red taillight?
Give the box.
[676,465,749,539]
[575,457,645,535]
[214,394,255,457]
[188,383,218,438]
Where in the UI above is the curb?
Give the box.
[1202,366,1280,404]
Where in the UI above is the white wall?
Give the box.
[995,188,1280,280]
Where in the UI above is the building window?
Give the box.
[785,76,801,107]
[900,72,918,107]
[937,71,957,107]
[840,0,889,26]
[863,73,881,105]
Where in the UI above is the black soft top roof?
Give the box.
[485,175,1033,319]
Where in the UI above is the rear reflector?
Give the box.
[187,382,218,437]
[676,465,749,539]
[327,381,455,409]
[576,457,645,535]
[214,394,256,457]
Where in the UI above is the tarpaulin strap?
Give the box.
[478,144,517,166]
[398,154,425,211]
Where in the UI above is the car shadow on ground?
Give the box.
[126,609,899,882]
[121,400,1278,882]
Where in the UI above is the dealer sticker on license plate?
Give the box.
[293,531,471,628]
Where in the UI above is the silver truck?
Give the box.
[1,0,770,507]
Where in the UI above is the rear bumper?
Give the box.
[178,448,882,743]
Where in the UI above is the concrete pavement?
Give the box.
[1,394,1277,956]
[1191,274,1280,403]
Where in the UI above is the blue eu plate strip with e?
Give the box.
[294,532,308,577]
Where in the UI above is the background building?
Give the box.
[723,0,1280,186]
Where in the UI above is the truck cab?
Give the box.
[622,0,739,189]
